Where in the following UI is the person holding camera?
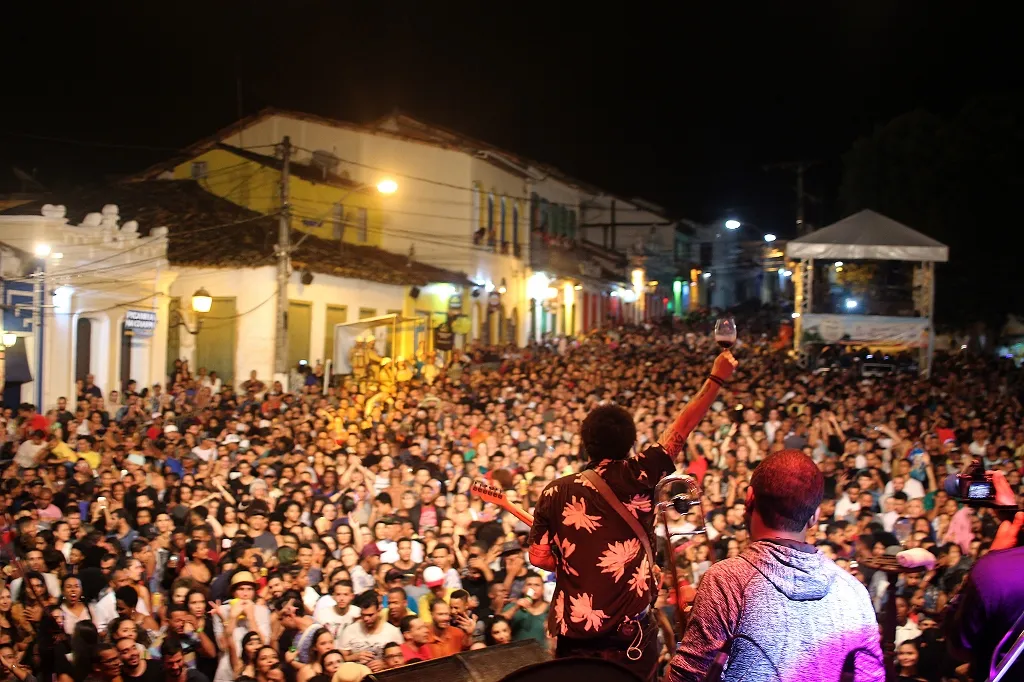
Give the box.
[946,469,1024,680]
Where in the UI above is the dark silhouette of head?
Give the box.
[581,405,636,462]
[749,449,824,532]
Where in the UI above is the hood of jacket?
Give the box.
[740,540,834,601]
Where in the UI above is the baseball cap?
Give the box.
[423,565,445,588]
[359,544,382,560]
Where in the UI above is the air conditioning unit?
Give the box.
[311,150,341,175]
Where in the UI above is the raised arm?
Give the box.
[659,352,737,459]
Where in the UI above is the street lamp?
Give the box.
[764,233,777,242]
[1,332,16,347]
[191,287,213,314]
[376,178,398,195]
[172,287,213,335]
[725,220,741,230]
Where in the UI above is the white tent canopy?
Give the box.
[785,209,949,262]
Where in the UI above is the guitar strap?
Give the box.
[582,469,657,604]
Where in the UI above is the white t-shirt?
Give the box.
[15,440,45,468]
[338,619,402,661]
[313,598,359,644]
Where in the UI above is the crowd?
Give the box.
[0,317,1021,682]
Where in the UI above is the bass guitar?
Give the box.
[470,480,534,527]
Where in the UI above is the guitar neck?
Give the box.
[496,499,534,527]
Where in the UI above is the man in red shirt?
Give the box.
[18,403,50,439]
[398,615,433,663]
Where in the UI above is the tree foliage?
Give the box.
[839,95,1024,327]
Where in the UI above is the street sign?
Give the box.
[124,310,157,337]
[434,321,454,351]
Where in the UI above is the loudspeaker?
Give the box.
[498,658,643,682]
[410,286,421,299]
[369,641,548,682]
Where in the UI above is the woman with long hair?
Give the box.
[895,641,927,682]
[0,586,28,652]
[11,572,53,637]
[484,616,512,646]
[315,503,338,537]
[222,631,263,681]
[253,646,282,682]
[186,589,219,681]
[179,540,213,584]
[58,576,91,636]
[293,628,335,682]
[55,620,99,682]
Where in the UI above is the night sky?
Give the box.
[1,1,1020,238]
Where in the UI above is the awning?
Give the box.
[786,210,949,263]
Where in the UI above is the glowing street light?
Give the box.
[702,272,712,279]
[191,287,213,314]
[724,220,741,230]
[763,233,777,243]
[34,244,51,257]
[845,298,858,310]
[1,332,16,347]
[834,261,844,268]
[376,178,398,195]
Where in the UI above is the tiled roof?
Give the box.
[1,180,472,287]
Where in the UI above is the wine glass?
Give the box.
[893,517,913,547]
[714,316,737,350]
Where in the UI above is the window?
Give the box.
[332,204,345,240]
[512,203,520,249]
[500,197,507,244]
[359,308,377,320]
[486,193,495,244]
[567,210,577,241]
[472,183,481,235]
[357,207,368,242]
[190,161,208,179]
[324,305,348,363]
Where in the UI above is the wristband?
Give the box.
[708,375,725,387]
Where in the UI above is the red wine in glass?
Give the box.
[714,317,737,349]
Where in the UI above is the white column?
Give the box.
[149,294,172,389]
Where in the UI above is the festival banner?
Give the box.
[801,314,930,348]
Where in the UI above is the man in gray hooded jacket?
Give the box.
[670,449,885,682]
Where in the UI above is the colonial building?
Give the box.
[137,109,633,345]
[1,181,469,407]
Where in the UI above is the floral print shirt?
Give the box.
[528,444,675,639]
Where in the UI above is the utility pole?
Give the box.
[274,136,291,379]
[764,160,818,236]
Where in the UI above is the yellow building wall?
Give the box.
[172,149,386,248]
